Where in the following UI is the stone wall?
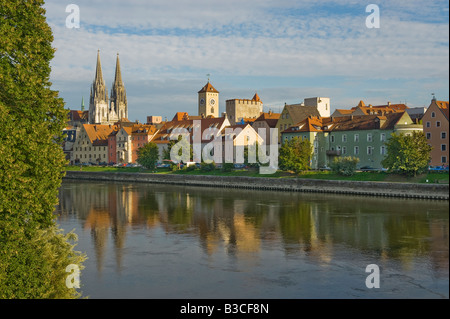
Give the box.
[64,171,449,200]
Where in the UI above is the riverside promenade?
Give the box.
[64,171,449,200]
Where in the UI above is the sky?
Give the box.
[43,0,449,123]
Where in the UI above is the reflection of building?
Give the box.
[57,181,448,278]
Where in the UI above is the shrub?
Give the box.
[200,161,216,172]
[221,163,234,172]
[330,156,360,176]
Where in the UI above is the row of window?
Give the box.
[330,133,385,143]
[333,146,387,156]
[426,132,447,139]
[74,154,106,159]
[425,121,442,128]
[74,146,107,151]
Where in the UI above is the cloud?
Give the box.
[44,0,449,121]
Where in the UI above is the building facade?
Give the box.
[71,124,117,164]
[226,93,263,125]
[423,99,449,166]
[89,51,128,125]
[198,81,219,118]
[282,112,422,170]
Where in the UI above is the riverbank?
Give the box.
[64,171,449,200]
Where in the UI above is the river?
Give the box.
[55,180,449,299]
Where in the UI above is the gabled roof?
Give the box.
[284,104,321,123]
[68,110,89,121]
[198,81,219,93]
[283,112,411,134]
[83,124,117,146]
[435,100,449,120]
[252,93,262,102]
[150,116,229,144]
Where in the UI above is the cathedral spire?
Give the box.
[94,50,105,86]
[89,50,108,124]
[113,53,123,86]
[110,52,127,121]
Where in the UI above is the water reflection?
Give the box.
[57,180,449,281]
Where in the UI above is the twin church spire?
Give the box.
[89,50,128,124]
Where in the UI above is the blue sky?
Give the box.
[44,0,449,122]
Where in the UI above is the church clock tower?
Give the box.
[198,81,219,118]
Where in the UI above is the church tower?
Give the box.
[89,50,109,124]
[110,53,128,122]
[198,81,219,118]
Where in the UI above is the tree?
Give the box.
[163,134,193,162]
[278,137,313,174]
[0,1,85,298]
[381,131,432,177]
[330,156,359,176]
[137,142,159,170]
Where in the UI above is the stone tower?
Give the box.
[198,81,219,118]
[89,50,109,124]
[110,53,128,122]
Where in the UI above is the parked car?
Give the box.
[156,162,170,168]
[428,165,449,172]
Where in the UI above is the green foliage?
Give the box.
[278,137,313,174]
[330,156,360,176]
[137,142,159,170]
[381,132,432,177]
[186,164,197,172]
[0,223,86,299]
[163,134,193,162]
[201,161,216,172]
[0,0,85,298]
[221,162,234,172]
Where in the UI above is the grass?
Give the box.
[65,165,449,184]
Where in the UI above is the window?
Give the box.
[367,146,373,155]
[437,121,441,127]
[342,146,347,155]
[442,132,447,139]
[330,135,335,143]
[442,156,448,164]
[426,122,431,128]
[367,133,373,142]
[426,132,431,139]
[342,134,347,142]
[442,144,447,151]
[286,113,289,119]
[282,114,285,119]
[381,146,386,155]
[354,134,359,142]
[431,112,436,118]
[354,146,359,155]
[380,133,386,142]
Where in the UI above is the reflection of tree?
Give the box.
[57,181,449,275]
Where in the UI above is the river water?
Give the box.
[55,180,449,299]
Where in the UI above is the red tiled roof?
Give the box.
[198,81,219,93]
